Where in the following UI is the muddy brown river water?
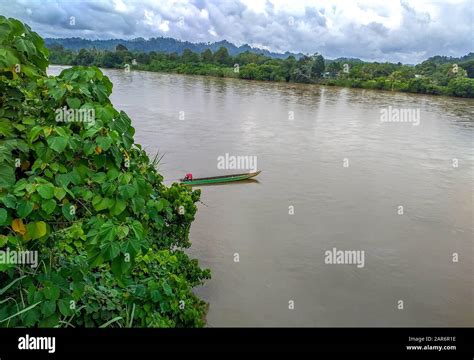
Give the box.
[50,66,474,326]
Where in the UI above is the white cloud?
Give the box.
[200,9,209,19]
[158,20,170,32]
[113,0,129,13]
[0,0,472,63]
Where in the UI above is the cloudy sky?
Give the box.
[1,0,472,63]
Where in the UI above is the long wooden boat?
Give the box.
[181,171,261,186]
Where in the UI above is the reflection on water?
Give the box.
[49,66,474,326]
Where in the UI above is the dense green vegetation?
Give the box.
[48,43,474,98]
[44,37,300,59]
[0,16,209,327]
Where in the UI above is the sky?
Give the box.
[1,0,473,63]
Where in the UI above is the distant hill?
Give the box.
[423,52,474,64]
[325,57,366,65]
[45,37,305,59]
[47,37,472,65]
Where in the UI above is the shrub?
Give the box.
[0,16,210,328]
[447,77,474,98]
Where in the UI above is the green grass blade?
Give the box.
[99,316,123,328]
[0,301,41,323]
[0,275,26,296]
[128,303,135,328]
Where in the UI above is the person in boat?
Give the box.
[183,173,193,181]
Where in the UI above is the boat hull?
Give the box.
[181,171,261,186]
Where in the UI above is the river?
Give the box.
[49,66,473,326]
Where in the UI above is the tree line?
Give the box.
[48,44,474,98]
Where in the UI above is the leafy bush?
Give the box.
[447,77,474,98]
[0,16,210,328]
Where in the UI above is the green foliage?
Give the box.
[0,16,210,328]
[115,44,128,52]
[213,46,232,65]
[47,43,474,98]
[181,48,199,64]
[447,77,474,98]
[290,54,325,83]
[324,59,473,97]
[200,49,213,63]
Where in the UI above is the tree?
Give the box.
[167,52,178,61]
[136,52,151,64]
[310,53,325,79]
[181,48,199,63]
[201,49,213,63]
[326,61,342,75]
[213,46,231,65]
[115,43,128,52]
[282,56,297,81]
[239,63,259,80]
[75,48,94,66]
[461,60,474,78]
[101,51,123,68]
[292,54,325,82]
[235,51,266,65]
[447,77,474,97]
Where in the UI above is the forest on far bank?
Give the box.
[48,43,474,98]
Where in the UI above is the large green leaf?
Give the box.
[118,184,136,199]
[54,187,66,201]
[162,281,173,296]
[21,308,40,327]
[98,222,118,242]
[110,199,126,216]
[0,208,7,225]
[37,183,55,199]
[41,199,56,214]
[47,136,68,153]
[66,97,81,109]
[58,298,73,317]
[41,300,56,317]
[1,194,17,209]
[96,136,112,151]
[17,200,34,218]
[61,203,75,221]
[92,196,114,212]
[0,118,14,137]
[43,284,60,301]
[26,221,47,240]
[0,164,15,189]
[0,47,20,68]
[101,241,120,261]
[131,220,144,240]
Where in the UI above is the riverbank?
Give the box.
[50,63,474,103]
[47,45,474,98]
